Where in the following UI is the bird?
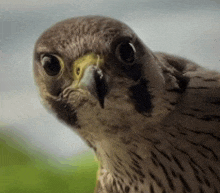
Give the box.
[33,16,220,193]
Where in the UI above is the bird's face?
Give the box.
[33,16,167,142]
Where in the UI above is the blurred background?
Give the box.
[0,0,220,192]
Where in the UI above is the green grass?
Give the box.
[0,126,99,193]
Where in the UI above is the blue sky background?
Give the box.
[0,0,220,159]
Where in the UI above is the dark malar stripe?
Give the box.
[49,97,80,128]
[129,78,153,113]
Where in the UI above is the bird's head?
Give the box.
[34,16,175,142]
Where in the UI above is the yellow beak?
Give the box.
[73,53,104,84]
[73,53,107,108]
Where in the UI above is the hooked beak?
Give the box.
[73,53,108,108]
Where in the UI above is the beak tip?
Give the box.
[79,65,108,109]
[94,69,108,109]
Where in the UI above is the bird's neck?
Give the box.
[93,123,166,192]
[92,117,220,193]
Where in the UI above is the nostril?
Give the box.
[76,67,80,75]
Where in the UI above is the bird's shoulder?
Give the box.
[155,52,220,92]
[156,52,220,133]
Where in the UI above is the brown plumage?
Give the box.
[33,16,220,193]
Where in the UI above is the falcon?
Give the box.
[33,16,220,193]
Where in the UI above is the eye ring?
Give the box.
[41,54,63,76]
[115,41,136,65]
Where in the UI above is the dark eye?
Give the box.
[41,54,61,76]
[116,42,136,64]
